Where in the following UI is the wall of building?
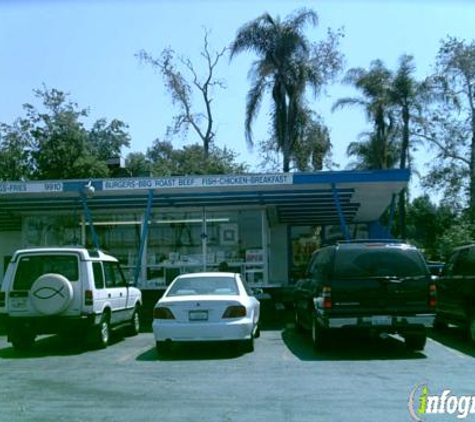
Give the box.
[268,224,288,285]
[0,231,22,279]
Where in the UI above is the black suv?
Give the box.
[435,244,475,342]
[294,241,436,351]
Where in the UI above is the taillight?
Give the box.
[85,290,93,306]
[322,286,332,309]
[429,284,437,308]
[222,305,246,318]
[0,291,5,307]
[154,307,175,320]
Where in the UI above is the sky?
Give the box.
[1,0,474,194]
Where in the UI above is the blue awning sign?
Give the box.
[0,182,63,194]
[103,174,294,191]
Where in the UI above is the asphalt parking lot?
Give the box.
[0,313,474,422]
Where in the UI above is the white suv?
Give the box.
[0,247,142,351]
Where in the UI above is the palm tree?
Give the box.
[332,60,397,170]
[230,8,342,172]
[388,55,423,237]
[390,55,419,170]
[346,132,400,170]
[334,57,424,237]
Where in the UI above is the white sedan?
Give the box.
[152,272,260,354]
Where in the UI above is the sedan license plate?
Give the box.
[372,316,392,326]
[189,310,208,321]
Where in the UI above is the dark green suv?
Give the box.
[294,241,436,351]
[435,244,475,342]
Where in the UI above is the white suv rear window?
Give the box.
[13,255,79,290]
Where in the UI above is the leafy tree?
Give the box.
[25,88,91,179]
[436,220,475,260]
[334,56,426,237]
[138,30,226,157]
[230,8,343,172]
[125,152,152,177]
[388,55,426,237]
[333,59,398,170]
[404,194,457,260]
[345,131,400,170]
[0,118,34,181]
[146,140,248,176]
[288,111,332,171]
[420,37,475,220]
[0,87,131,180]
[89,118,131,162]
[258,110,333,172]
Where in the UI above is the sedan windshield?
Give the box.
[166,276,239,296]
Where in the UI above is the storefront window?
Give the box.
[206,210,264,284]
[146,211,203,286]
[84,213,142,280]
[289,226,321,283]
[145,209,265,287]
[23,215,81,247]
[24,209,267,288]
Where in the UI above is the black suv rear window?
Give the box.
[334,247,428,279]
[13,255,79,290]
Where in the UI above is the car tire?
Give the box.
[254,324,261,339]
[241,336,255,353]
[93,314,110,349]
[404,331,427,351]
[127,307,141,336]
[11,332,36,352]
[311,318,328,351]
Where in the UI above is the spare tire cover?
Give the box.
[30,273,74,315]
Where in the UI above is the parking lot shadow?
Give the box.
[281,326,427,361]
[137,342,246,362]
[429,326,475,359]
[0,333,126,359]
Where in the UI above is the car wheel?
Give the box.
[127,307,141,336]
[93,314,110,349]
[11,332,35,352]
[404,331,427,351]
[241,336,255,353]
[254,324,261,339]
[311,318,328,351]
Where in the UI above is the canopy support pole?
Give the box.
[387,193,397,238]
[135,189,154,285]
[332,183,351,243]
[81,192,100,250]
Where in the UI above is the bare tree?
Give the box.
[138,30,227,157]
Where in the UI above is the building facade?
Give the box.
[0,169,409,290]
